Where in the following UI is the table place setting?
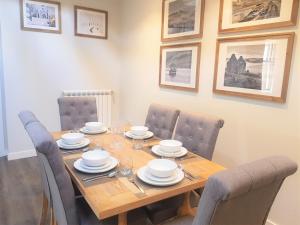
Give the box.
[57,132,90,150]
[80,122,108,135]
[124,126,154,140]
[137,159,185,186]
[73,150,119,174]
[151,140,188,158]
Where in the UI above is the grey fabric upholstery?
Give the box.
[146,112,224,224]
[19,111,151,225]
[58,97,98,131]
[145,104,180,139]
[174,112,224,160]
[163,156,297,225]
[19,111,79,225]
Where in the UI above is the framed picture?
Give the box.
[161,0,205,42]
[213,33,294,103]
[159,43,201,92]
[74,6,108,39]
[219,0,299,33]
[20,0,61,33]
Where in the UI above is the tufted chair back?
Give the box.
[19,111,79,225]
[58,97,98,131]
[145,104,180,139]
[174,112,224,160]
[192,156,297,225]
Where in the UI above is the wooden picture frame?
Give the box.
[213,33,294,103]
[20,0,61,34]
[74,6,108,39]
[218,0,299,34]
[161,0,205,42]
[159,43,201,92]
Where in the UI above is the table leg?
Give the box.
[118,212,128,225]
[178,192,197,217]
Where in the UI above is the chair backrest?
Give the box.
[192,156,298,225]
[174,112,224,160]
[19,111,79,225]
[58,97,98,131]
[145,104,180,139]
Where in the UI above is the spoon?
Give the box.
[83,171,118,183]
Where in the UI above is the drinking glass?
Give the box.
[119,156,133,176]
[132,139,144,150]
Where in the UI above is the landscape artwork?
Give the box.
[21,0,61,33]
[232,0,282,24]
[165,50,193,84]
[160,43,200,92]
[224,44,265,90]
[168,0,196,35]
[161,0,204,41]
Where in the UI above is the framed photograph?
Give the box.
[20,0,61,33]
[74,6,108,39]
[213,33,294,103]
[161,0,205,42]
[219,0,299,33]
[159,43,201,92]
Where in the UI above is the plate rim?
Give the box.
[74,157,118,174]
[151,145,187,157]
[57,138,90,149]
[79,158,113,170]
[137,166,184,186]
[80,126,108,134]
[145,168,180,183]
[125,131,154,140]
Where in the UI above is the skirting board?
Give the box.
[267,219,278,225]
[7,149,36,161]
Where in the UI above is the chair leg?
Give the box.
[177,192,196,217]
[40,193,49,225]
[118,212,128,225]
[50,208,57,225]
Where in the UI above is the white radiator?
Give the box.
[62,90,113,127]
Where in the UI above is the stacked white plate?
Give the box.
[151,140,187,158]
[80,122,108,134]
[125,126,154,140]
[73,150,118,174]
[137,159,184,186]
[57,133,90,150]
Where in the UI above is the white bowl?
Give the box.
[130,126,149,136]
[147,159,177,178]
[159,140,182,153]
[85,122,104,131]
[82,150,110,167]
[61,133,84,145]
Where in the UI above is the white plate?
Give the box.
[74,157,118,174]
[80,158,113,170]
[80,127,108,135]
[125,131,154,140]
[145,168,178,183]
[151,145,188,158]
[137,166,184,186]
[57,138,90,150]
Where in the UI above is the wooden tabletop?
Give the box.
[52,131,225,221]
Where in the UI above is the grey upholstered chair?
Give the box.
[162,156,298,225]
[19,111,151,225]
[174,112,224,160]
[58,97,98,131]
[146,112,224,224]
[145,104,180,139]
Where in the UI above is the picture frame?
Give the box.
[161,0,205,42]
[159,43,201,92]
[20,0,61,33]
[218,0,299,34]
[74,6,108,39]
[213,33,295,103]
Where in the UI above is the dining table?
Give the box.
[52,130,225,225]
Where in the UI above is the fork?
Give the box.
[128,176,145,194]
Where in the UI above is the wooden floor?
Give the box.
[0,156,43,225]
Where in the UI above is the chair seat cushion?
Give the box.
[161,216,193,225]
[77,198,152,225]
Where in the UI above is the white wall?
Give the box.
[0,0,122,160]
[0,23,7,158]
[118,0,300,225]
